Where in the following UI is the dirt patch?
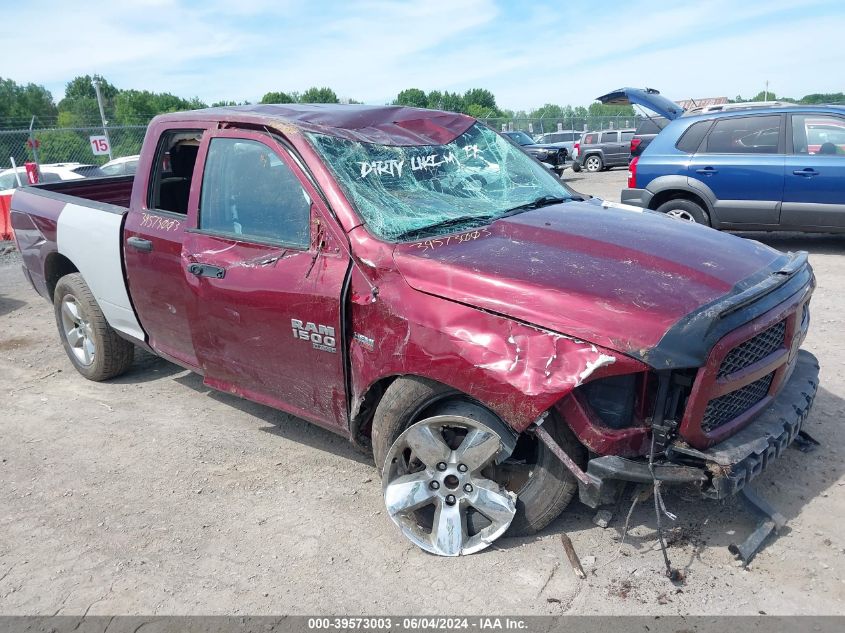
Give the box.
[0,335,35,351]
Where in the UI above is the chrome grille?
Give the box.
[701,373,774,432]
[718,320,786,378]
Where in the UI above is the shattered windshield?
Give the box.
[307,123,575,242]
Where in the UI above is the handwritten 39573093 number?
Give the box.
[414,228,492,252]
[140,213,181,232]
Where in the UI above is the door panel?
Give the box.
[689,115,784,225]
[123,127,209,368]
[182,130,350,429]
[782,113,845,228]
[600,131,620,164]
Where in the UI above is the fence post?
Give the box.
[93,80,114,161]
[27,117,41,178]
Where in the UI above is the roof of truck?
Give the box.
[155,103,476,146]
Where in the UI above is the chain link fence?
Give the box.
[0,114,642,174]
[481,115,641,139]
[0,125,147,172]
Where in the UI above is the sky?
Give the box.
[2,0,844,111]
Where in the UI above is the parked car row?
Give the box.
[0,155,140,197]
[0,163,96,196]
[568,86,845,231]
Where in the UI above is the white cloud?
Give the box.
[0,0,842,109]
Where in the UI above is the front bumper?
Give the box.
[620,187,652,208]
[531,152,565,169]
[578,349,820,507]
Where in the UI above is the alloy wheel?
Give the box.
[60,296,95,366]
[666,209,696,222]
[382,415,517,556]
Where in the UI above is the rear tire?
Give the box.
[655,198,710,226]
[53,273,135,381]
[372,377,585,537]
[584,155,603,172]
[571,162,581,173]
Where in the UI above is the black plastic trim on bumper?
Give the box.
[577,349,820,508]
[620,188,652,209]
[674,349,819,498]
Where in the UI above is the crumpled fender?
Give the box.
[347,250,649,433]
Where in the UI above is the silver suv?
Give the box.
[571,128,636,172]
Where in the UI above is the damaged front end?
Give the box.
[529,251,819,565]
[565,251,816,507]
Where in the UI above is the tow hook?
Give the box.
[729,487,787,565]
[531,423,597,488]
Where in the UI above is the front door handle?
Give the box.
[127,236,153,252]
[792,168,819,177]
[188,263,226,279]
[696,167,718,175]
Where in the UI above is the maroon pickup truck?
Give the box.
[10,104,819,557]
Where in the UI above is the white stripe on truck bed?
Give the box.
[57,202,145,340]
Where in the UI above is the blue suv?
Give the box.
[602,88,845,231]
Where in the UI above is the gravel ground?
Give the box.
[1,172,844,615]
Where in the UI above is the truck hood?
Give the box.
[393,200,787,362]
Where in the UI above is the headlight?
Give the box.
[580,374,636,429]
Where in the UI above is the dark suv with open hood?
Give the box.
[502,130,568,174]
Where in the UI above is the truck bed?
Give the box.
[38,175,134,208]
[10,176,144,342]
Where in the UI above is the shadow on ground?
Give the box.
[165,363,372,466]
[494,384,843,571]
[734,232,845,255]
[0,294,26,317]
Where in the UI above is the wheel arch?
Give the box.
[648,188,710,213]
[44,252,79,301]
[645,176,717,216]
[350,374,474,452]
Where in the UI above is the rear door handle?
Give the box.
[188,263,226,279]
[792,168,819,177]
[127,236,153,252]
[696,167,718,175]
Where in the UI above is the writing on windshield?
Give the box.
[308,123,571,242]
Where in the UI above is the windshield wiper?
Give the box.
[501,195,569,216]
[393,213,496,242]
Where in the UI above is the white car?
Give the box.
[100,155,140,176]
[0,163,102,195]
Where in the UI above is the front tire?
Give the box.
[54,273,135,381]
[372,377,585,538]
[655,198,710,225]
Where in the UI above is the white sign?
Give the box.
[89,135,110,156]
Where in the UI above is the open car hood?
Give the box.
[596,87,685,121]
[393,200,787,362]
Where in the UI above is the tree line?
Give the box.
[1,75,638,131]
[2,73,843,131]
[734,90,845,105]
[1,74,842,166]
[0,76,359,130]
